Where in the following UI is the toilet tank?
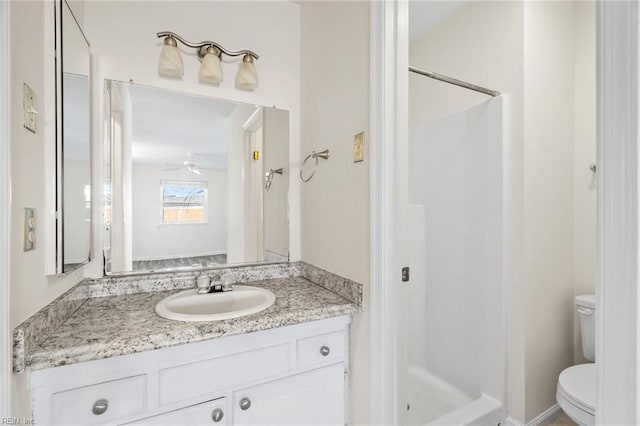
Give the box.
[575,294,596,362]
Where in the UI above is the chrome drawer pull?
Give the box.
[211,408,224,422]
[320,345,330,356]
[92,399,109,415]
[240,397,251,410]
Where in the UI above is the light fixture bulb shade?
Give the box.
[199,53,223,84]
[158,44,184,78]
[236,61,258,90]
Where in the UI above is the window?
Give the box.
[161,180,208,224]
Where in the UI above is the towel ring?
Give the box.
[300,149,330,182]
[264,168,283,191]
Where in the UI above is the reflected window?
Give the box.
[161,180,208,224]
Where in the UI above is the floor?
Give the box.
[132,254,227,271]
[541,412,577,426]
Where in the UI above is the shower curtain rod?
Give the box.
[409,65,500,97]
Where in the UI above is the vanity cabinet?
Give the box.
[232,364,344,426]
[30,316,350,425]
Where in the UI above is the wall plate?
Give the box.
[23,83,37,133]
[24,207,36,251]
[354,132,364,163]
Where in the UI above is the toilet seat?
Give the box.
[556,363,596,426]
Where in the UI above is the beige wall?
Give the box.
[409,1,526,419]
[10,1,87,331]
[300,2,370,424]
[10,0,87,417]
[572,1,597,365]
[523,1,576,420]
[523,2,596,419]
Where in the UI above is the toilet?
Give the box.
[556,295,596,426]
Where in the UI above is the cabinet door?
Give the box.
[233,364,345,426]
[125,397,227,426]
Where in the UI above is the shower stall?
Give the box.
[406,67,506,425]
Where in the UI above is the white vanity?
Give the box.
[15,264,361,426]
[31,316,350,425]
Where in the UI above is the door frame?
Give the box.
[0,0,11,416]
[596,1,639,423]
[369,1,408,424]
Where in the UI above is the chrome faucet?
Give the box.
[196,274,212,294]
[220,273,235,292]
[196,273,232,294]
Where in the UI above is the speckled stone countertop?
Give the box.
[25,275,360,371]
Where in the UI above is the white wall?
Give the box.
[299,2,370,424]
[132,164,227,261]
[84,0,301,269]
[408,1,526,419]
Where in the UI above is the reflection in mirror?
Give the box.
[104,80,289,275]
[61,0,91,273]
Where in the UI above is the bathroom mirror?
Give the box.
[103,80,289,275]
[58,0,91,274]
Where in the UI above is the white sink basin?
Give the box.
[155,285,276,322]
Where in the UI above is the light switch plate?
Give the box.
[24,208,36,251]
[23,83,37,133]
[354,132,364,163]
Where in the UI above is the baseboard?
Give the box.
[504,404,561,426]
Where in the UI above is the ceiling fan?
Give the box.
[163,159,203,175]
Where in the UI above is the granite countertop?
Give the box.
[25,276,359,371]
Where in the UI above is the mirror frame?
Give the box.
[54,0,92,275]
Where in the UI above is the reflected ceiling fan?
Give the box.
[163,159,203,175]
[162,153,214,175]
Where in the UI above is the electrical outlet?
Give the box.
[23,83,37,133]
[24,208,36,251]
[354,132,364,163]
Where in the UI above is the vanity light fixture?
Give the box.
[157,31,259,89]
[158,36,184,78]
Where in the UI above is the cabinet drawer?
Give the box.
[50,375,147,425]
[297,331,345,368]
[158,343,289,406]
[126,397,228,425]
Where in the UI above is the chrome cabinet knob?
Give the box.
[239,397,251,410]
[320,345,330,356]
[92,398,109,415]
[211,408,224,422]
